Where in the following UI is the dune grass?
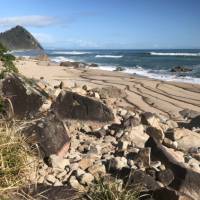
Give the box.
[0,120,38,193]
[84,178,140,200]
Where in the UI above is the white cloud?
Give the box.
[0,15,58,27]
[32,33,54,43]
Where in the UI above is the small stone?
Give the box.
[109,157,128,170]
[82,85,88,91]
[115,130,124,138]
[54,180,63,186]
[69,176,84,191]
[94,92,100,99]
[79,173,94,185]
[104,135,117,144]
[118,140,129,151]
[136,148,151,167]
[156,169,174,186]
[88,163,106,178]
[74,168,85,178]
[158,164,166,171]
[56,171,67,180]
[46,175,56,184]
[146,127,164,142]
[50,154,70,170]
[37,176,45,184]
[79,156,95,170]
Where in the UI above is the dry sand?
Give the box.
[16,59,200,120]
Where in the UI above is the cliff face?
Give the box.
[0,25,43,50]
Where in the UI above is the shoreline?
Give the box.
[16,58,200,120]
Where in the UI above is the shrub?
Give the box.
[0,43,18,78]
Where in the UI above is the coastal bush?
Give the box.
[84,178,140,200]
[0,42,18,78]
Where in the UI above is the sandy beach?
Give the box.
[16,59,200,121]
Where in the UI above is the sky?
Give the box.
[0,0,199,49]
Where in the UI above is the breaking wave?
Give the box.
[150,52,200,57]
[95,55,123,58]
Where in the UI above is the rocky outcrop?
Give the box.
[52,91,114,122]
[0,25,43,50]
[170,66,192,73]
[60,61,87,68]
[2,73,49,119]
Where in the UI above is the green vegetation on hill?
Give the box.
[0,43,18,78]
[0,25,43,50]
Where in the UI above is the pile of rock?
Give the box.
[1,72,200,200]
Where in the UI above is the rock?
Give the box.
[87,128,106,138]
[52,91,114,122]
[69,176,84,191]
[27,114,70,157]
[54,180,63,186]
[109,157,128,170]
[79,156,96,170]
[163,138,178,149]
[153,187,193,200]
[35,54,49,61]
[74,168,85,178]
[169,128,200,152]
[16,184,78,200]
[187,115,200,129]
[88,163,106,178]
[127,170,160,191]
[50,155,70,170]
[146,137,200,200]
[118,140,129,151]
[122,125,148,148]
[45,175,56,184]
[136,147,151,167]
[92,86,127,99]
[79,173,94,185]
[156,169,174,186]
[146,127,164,142]
[122,116,141,128]
[179,109,200,120]
[2,73,48,119]
[114,66,125,71]
[60,61,87,68]
[170,66,192,73]
[94,92,100,99]
[89,63,98,67]
[141,112,158,126]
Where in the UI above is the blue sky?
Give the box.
[0,0,199,49]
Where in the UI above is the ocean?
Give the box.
[12,49,200,84]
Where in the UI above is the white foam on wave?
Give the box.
[96,65,200,84]
[150,52,200,57]
[51,56,75,63]
[95,55,123,58]
[51,51,91,55]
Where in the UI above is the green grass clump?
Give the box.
[0,42,18,79]
[85,178,140,200]
[0,120,35,192]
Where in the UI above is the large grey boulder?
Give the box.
[2,73,48,119]
[52,91,114,122]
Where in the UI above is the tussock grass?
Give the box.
[84,178,140,200]
[0,120,39,192]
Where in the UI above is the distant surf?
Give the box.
[51,51,91,55]
[95,55,123,58]
[150,52,200,57]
